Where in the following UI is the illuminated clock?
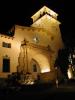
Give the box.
[33,36,39,43]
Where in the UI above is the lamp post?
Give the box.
[55,67,58,88]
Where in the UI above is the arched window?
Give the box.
[33,64,37,72]
[31,59,40,73]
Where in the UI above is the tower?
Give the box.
[31,6,64,67]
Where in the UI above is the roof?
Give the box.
[31,6,58,23]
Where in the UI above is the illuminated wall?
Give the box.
[0,6,64,80]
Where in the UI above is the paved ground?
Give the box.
[0,83,75,99]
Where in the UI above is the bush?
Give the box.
[0,78,7,88]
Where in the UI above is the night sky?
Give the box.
[0,0,74,48]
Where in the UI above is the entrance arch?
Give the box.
[30,54,51,80]
[18,40,52,80]
[33,54,51,73]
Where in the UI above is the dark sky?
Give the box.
[0,0,74,48]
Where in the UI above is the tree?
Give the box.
[55,48,69,78]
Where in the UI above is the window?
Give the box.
[2,42,11,48]
[8,43,11,48]
[33,64,37,72]
[3,58,10,72]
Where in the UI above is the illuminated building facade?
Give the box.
[0,6,64,82]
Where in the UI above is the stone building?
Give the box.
[0,6,64,82]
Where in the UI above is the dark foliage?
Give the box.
[55,48,69,78]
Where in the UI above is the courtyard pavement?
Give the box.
[0,82,75,99]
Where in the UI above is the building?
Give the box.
[0,6,64,82]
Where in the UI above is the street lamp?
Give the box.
[55,67,59,88]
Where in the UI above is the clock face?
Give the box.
[33,36,39,43]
